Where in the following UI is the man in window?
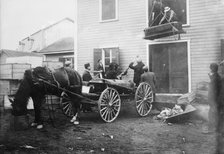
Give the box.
[82,63,92,82]
[129,56,145,87]
[159,6,178,25]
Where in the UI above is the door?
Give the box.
[150,46,169,93]
[168,43,188,93]
[149,41,188,93]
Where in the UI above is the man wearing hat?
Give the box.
[159,6,178,25]
[129,56,145,87]
[82,63,92,82]
[140,66,156,101]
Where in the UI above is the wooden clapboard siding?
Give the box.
[180,0,224,90]
[159,0,224,91]
[77,0,147,80]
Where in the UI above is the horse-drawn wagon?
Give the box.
[60,77,154,123]
[10,66,154,128]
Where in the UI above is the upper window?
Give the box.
[100,0,118,22]
[148,0,189,26]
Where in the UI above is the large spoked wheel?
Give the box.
[98,87,121,123]
[60,91,74,117]
[135,82,153,117]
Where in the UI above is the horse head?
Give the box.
[9,97,28,116]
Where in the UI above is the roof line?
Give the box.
[21,17,74,41]
[39,50,74,54]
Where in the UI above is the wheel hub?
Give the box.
[109,101,113,107]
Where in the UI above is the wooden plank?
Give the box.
[12,64,31,69]
[0,80,10,95]
[0,63,31,80]
[12,73,25,79]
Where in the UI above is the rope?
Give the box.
[148,0,156,26]
[149,12,162,27]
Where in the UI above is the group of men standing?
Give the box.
[80,55,157,100]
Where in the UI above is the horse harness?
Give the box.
[30,67,70,94]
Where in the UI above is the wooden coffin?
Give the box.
[143,22,185,40]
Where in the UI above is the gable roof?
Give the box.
[0,49,43,57]
[39,37,74,53]
[22,18,74,41]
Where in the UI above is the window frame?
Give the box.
[93,47,119,72]
[146,40,191,94]
[146,0,190,27]
[99,0,118,23]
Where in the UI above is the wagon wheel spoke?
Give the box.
[136,100,144,110]
[60,92,74,117]
[100,106,107,113]
[62,102,70,110]
[103,109,109,120]
[135,82,153,117]
[111,99,119,106]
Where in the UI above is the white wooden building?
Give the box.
[75,0,224,95]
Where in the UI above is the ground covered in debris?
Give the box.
[0,101,222,154]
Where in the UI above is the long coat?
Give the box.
[140,72,156,92]
[208,72,221,107]
[129,62,145,86]
[208,72,221,131]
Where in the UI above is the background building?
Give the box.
[18,18,74,52]
[0,49,43,68]
[18,18,74,67]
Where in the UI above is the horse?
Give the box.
[9,66,82,129]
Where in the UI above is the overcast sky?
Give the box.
[0,0,75,50]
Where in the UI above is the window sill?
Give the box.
[182,23,190,28]
[99,18,119,23]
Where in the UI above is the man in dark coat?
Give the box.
[129,56,145,86]
[206,63,221,133]
[82,63,92,82]
[140,66,156,101]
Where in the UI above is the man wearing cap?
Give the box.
[65,60,72,68]
[140,66,156,101]
[159,6,178,25]
[82,63,92,82]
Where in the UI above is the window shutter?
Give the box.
[111,47,119,64]
[93,48,102,71]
